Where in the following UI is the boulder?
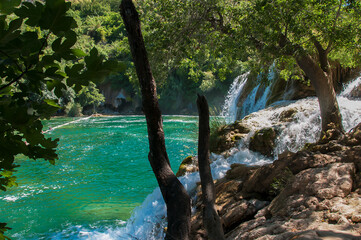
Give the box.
[249,127,277,157]
[210,121,250,154]
[278,108,297,122]
[269,163,355,217]
[176,156,198,177]
[350,83,361,99]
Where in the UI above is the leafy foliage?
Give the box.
[140,0,361,78]
[76,81,105,113]
[0,0,119,194]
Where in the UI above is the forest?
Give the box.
[1,0,361,239]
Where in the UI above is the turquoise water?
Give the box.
[0,116,198,239]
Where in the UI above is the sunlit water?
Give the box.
[112,76,361,240]
[2,77,361,240]
[0,116,198,239]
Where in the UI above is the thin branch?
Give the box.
[0,50,23,72]
[0,31,51,91]
[326,0,343,52]
[0,70,27,91]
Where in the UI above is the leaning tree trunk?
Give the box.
[120,1,191,239]
[197,95,225,240]
[296,54,344,140]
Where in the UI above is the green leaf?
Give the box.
[52,37,62,52]
[14,1,44,27]
[8,18,22,32]
[71,49,86,57]
[0,0,21,15]
[44,99,60,108]
[62,30,77,49]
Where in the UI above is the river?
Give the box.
[0,116,198,239]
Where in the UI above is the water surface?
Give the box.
[0,115,197,239]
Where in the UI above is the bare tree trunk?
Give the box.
[197,94,225,240]
[120,1,191,239]
[296,54,344,140]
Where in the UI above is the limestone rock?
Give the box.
[210,121,250,154]
[278,108,297,122]
[249,127,277,157]
[269,163,355,217]
[350,83,361,99]
[176,156,198,177]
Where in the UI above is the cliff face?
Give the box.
[189,123,361,240]
[98,82,141,114]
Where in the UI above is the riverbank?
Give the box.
[188,123,361,239]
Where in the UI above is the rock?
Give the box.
[175,156,198,177]
[351,215,361,223]
[350,83,361,99]
[221,199,269,232]
[225,164,258,181]
[249,127,277,157]
[282,77,316,100]
[278,108,297,122]
[210,121,250,154]
[192,123,361,240]
[269,163,355,217]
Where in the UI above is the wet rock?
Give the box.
[249,127,277,157]
[210,121,250,154]
[278,108,297,122]
[176,156,198,177]
[350,83,361,99]
[192,123,361,239]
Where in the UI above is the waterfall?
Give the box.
[220,73,249,124]
[78,77,361,240]
[340,76,361,98]
[221,65,277,123]
[239,84,271,119]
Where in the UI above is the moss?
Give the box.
[210,121,250,154]
[176,156,194,177]
[249,127,277,157]
[269,168,294,196]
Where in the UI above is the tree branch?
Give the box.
[0,70,27,91]
[0,31,51,91]
[312,37,329,72]
[326,0,343,53]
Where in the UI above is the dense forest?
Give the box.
[1,0,361,239]
[63,0,241,115]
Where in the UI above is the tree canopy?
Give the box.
[140,0,361,73]
[139,0,361,134]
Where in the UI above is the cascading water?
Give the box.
[220,72,249,124]
[239,84,272,119]
[71,76,361,240]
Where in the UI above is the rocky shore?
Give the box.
[184,123,361,239]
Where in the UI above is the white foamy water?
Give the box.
[51,77,361,240]
[221,73,249,123]
[44,115,92,133]
[340,76,361,97]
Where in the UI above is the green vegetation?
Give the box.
[0,1,119,237]
[140,0,361,135]
[1,0,361,238]
[269,168,294,196]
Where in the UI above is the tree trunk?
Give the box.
[296,54,344,139]
[197,94,225,240]
[120,1,191,239]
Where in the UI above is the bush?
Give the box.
[65,103,83,117]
